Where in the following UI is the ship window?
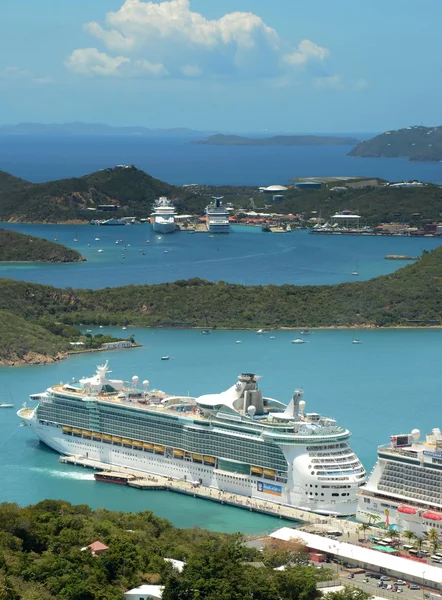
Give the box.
[332,493,339,497]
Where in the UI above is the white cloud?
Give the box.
[66,48,130,76]
[0,66,53,84]
[66,0,330,79]
[284,40,330,67]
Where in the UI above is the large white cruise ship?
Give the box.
[151,197,177,233]
[18,364,365,515]
[357,428,442,536]
[206,197,230,233]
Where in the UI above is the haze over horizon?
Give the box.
[2,0,440,133]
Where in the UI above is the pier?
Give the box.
[58,455,362,532]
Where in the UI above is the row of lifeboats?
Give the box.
[397,505,442,520]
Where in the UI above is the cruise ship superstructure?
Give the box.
[206,197,230,233]
[357,428,442,536]
[18,364,365,515]
[151,197,177,233]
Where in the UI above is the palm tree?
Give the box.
[431,540,440,555]
[426,527,439,545]
[414,536,424,552]
[359,524,370,539]
[403,530,416,545]
[368,514,381,526]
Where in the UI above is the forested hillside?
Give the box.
[0,247,442,329]
[0,228,84,262]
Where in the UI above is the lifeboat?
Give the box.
[102,434,112,441]
[422,511,442,521]
[72,428,82,435]
[263,468,276,477]
[154,445,165,453]
[251,466,263,475]
[112,436,122,443]
[62,426,72,433]
[192,453,203,462]
[122,438,132,445]
[397,505,417,515]
[82,430,92,437]
[92,432,102,440]
[143,442,154,450]
[203,455,216,464]
[173,449,184,456]
[133,440,143,447]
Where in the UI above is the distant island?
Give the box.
[193,134,359,146]
[0,228,85,262]
[0,122,204,136]
[348,125,442,161]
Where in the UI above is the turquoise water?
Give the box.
[1,223,441,288]
[2,327,442,532]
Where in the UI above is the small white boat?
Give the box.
[95,237,100,241]
[164,250,168,254]
[291,338,305,344]
[300,330,310,335]
[0,403,14,408]
[270,336,276,339]
[86,329,92,333]
[352,271,359,276]
[236,341,241,344]
[98,249,104,253]
[122,326,127,330]
[257,329,263,334]
[73,238,78,242]
[99,325,104,329]
[161,356,170,361]
[352,338,362,344]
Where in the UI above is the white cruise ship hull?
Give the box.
[20,410,358,516]
[153,221,176,233]
[206,222,230,233]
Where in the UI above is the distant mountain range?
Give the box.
[348,126,442,161]
[0,122,205,136]
[193,134,359,146]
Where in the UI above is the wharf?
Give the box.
[58,455,361,532]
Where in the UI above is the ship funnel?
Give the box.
[284,390,304,420]
[244,389,264,416]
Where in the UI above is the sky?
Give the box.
[1,0,440,132]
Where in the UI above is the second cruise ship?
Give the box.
[18,363,366,515]
[357,427,442,536]
[205,197,230,233]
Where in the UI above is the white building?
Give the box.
[101,341,132,349]
[124,585,164,600]
[270,528,442,591]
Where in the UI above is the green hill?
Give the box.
[348,126,442,161]
[0,166,178,223]
[0,228,85,262]
[194,133,359,146]
[1,247,442,329]
[0,311,68,365]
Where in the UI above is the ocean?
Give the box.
[3,326,442,532]
[1,134,442,186]
[1,224,441,289]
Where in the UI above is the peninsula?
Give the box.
[0,228,85,262]
[348,125,442,161]
[0,121,203,136]
[194,133,359,146]
[1,246,442,365]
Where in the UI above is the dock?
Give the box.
[58,455,363,533]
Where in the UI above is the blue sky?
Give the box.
[1,0,440,132]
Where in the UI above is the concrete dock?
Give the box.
[59,455,363,533]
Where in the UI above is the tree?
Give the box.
[358,524,369,539]
[403,530,416,544]
[414,536,424,552]
[327,589,371,600]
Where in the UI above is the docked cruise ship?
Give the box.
[18,364,365,515]
[205,197,230,233]
[357,428,442,536]
[151,198,177,233]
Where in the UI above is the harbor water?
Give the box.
[2,326,442,532]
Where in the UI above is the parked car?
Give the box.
[396,580,406,585]
[409,585,420,590]
[380,576,391,581]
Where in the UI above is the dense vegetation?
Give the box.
[1,247,442,332]
[0,311,68,364]
[1,165,442,227]
[0,229,84,262]
[193,134,359,146]
[0,500,366,600]
[349,125,442,161]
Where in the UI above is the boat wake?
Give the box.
[27,467,95,481]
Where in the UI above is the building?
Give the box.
[259,185,289,194]
[101,341,132,349]
[331,213,361,228]
[270,528,442,591]
[294,181,323,190]
[389,182,424,188]
[97,205,119,211]
[124,585,164,600]
[81,540,109,556]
